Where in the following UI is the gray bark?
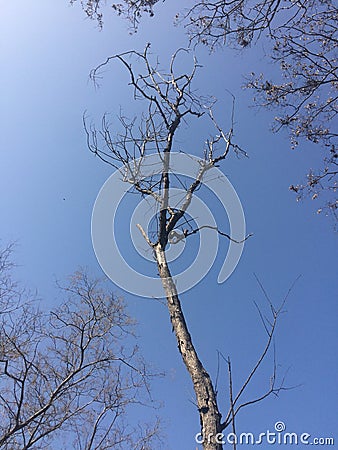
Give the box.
[154,244,223,450]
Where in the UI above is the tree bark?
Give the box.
[154,244,223,450]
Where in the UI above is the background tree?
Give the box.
[85,46,292,449]
[72,0,338,223]
[70,0,158,29]
[0,244,161,449]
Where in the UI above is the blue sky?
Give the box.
[1,1,337,448]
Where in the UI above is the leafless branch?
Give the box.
[85,47,245,252]
[217,275,300,432]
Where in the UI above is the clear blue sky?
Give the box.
[1,1,337,448]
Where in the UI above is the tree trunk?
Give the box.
[154,244,223,450]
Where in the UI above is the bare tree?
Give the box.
[72,0,337,222]
[85,46,291,449]
[0,244,161,449]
